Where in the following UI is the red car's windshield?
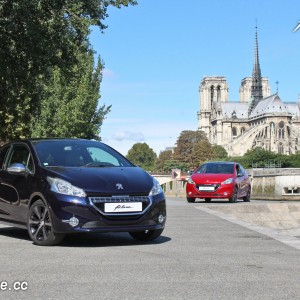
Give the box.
[196,163,234,174]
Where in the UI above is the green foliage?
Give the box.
[0,0,137,142]
[126,143,157,171]
[156,150,173,171]
[173,130,208,169]
[228,147,277,168]
[31,51,111,139]
[163,160,188,173]
[190,140,215,168]
[226,147,300,168]
[211,145,228,160]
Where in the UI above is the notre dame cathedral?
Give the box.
[197,28,300,157]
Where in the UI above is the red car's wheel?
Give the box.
[229,187,238,203]
[187,197,195,203]
[243,188,251,202]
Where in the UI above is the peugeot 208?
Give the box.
[0,139,166,246]
[186,161,251,203]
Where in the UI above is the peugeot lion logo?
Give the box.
[116,183,123,190]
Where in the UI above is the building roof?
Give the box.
[285,102,300,118]
[221,102,249,119]
[249,94,291,118]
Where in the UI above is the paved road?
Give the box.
[0,197,299,300]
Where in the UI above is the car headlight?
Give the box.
[47,177,86,197]
[187,177,195,184]
[221,178,234,185]
[149,178,163,196]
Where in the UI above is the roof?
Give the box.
[285,103,300,118]
[221,102,249,119]
[249,94,291,118]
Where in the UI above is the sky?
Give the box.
[89,0,300,156]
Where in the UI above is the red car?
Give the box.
[186,162,251,203]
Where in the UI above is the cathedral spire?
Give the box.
[249,25,263,114]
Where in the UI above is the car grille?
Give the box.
[89,195,151,216]
[196,184,220,192]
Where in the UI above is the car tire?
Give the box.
[27,199,65,246]
[229,187,238,203]
[129,228,164,241]
[187,197,195,203]
[205,198,211,202]
[243,189,251,202]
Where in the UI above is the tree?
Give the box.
[0,0,137,142]
[190,140,214,169]
[156,150,173,172]
[126,143,157,171]
[173,130,208,169]
[30,51,110,139]
[163,160,188,173]
[212,145,228,160]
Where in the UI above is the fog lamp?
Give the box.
[158,214,165,224]
[62,216,79,227]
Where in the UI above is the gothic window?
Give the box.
[278,143,284,154]
[217,85,221,102]
[232,127,237,139]
[270,122,275,136]
[278,121,285,139]
[210,85,214,107]
[265,127,268,138]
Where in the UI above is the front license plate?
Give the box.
[198,186,215,191]
[105,202,142,213]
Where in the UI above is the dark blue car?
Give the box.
[0,139,166,246]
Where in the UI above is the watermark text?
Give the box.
[0,281,28,291]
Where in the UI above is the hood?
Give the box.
[192,173,233,184]
[42,166,154,195]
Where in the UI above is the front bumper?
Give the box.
[46,192,166,234]
[186,183,235,199]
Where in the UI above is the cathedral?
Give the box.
[197,28,300,157]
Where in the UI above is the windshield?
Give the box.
[196,163,234,174]
[32,140,134,168]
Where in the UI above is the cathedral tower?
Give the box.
[197,76,228,139]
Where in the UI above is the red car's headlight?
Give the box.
[221,178,234,185]
[187,177,195,184]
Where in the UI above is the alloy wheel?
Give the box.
[28,200,65,246]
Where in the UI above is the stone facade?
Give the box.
[197,30,300,156]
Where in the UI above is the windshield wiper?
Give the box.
[84,162,115,167]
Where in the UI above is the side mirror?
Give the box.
[7,163,27,175]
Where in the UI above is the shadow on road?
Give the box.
[0,226,171,247]
[189,199,245,204]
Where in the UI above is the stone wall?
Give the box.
[251,171,300,200]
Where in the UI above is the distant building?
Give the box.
[197,28,300,156]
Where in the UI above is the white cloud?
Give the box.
[102,68,116,78]
[113,130,145,142]
[101,118,197,156]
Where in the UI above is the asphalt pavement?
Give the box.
[0,197,299,300]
